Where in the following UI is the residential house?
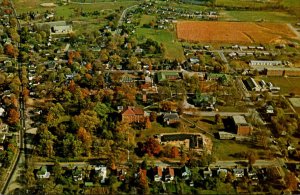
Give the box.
[233,168,244,178]
[153,166,163,182]
[181,166,191,180]
[202,167,212,179]
[265,105,274,114]
[157,71,181,82]
[36,166,50,179]
[121,107,145,123]
[164,167,175,182]
[232,115,252,136]
[163,113,180,125]
[0,123,8,133]
[95,166,107,184]
[72,167,83,181]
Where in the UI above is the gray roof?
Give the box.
[232,115,247,125]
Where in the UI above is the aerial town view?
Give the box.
[1,0,300,194]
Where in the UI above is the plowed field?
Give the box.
[176,21,297,43]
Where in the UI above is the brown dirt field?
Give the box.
[176,21,297,44]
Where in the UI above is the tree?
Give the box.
[142,137,161,157]
[247,150,257,169]
[4,44,18,58]
[62,133,82,158]
[145,117,151,129]
[77,127,92,156]
[171,146,179,158]
[73,110,100,133]
[7,108,19,125]
[149,112,157,122]
[285,172,298,191]
[215,114,222,124]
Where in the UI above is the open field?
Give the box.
[139,15,156,26]
[213,139,269,160]
[176,21,297,44]
[260,76,300,95]
[13,0,137,15]
[221,11,298,23]
[135,28,185,61]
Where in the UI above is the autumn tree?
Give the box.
[247,150,257,169]
[73,110,100,133]
[4,44,18,58]
[77,127,92,156]
[215,114,222,124]
[7,108,19,125]
[145,117,151,129]
[149,111,157,122]
[142,137,161,157]
[285,172,298,191]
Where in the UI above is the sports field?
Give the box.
[176,21,297,44]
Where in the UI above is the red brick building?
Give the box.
[232,115,252,136]
[121,107,145,123]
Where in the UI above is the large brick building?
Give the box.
[232,115,252,136]
[121,107,145,123]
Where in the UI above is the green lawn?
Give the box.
[13,0,137,15]
[135,27,185,61]
[139,15,156,26]
[221,10,298,23]
[138,122,178,141]
[213,139,269,160]
[216,0,271,8]
[259,76,300,95]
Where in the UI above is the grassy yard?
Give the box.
[213,139,268,160]
[139,15,156,26]
[135,27,185,61]
[259,76,300,95]
[216,0,272,8]
[221,10,298,23]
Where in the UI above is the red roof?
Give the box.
[154,166,163,177]
[168,167,175,177]
[121,107,144,116]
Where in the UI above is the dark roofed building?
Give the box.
[163,113,180,125]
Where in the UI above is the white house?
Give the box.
[36,166,50,179]
[95,166,107,184]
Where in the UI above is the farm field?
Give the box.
[12,0,137,15]
[176,21,297,44]
[260,76,300,95]
[221,11,298,23]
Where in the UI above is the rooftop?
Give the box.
[232,115,248,125]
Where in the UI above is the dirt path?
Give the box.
[287,23,300,39]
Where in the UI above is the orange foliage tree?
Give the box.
[7,108,20,125]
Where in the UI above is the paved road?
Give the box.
[117,5,138,27]
[183,111,250,117]
[211,158,285,168]
[287,23,300,40]
[33,158,286,169]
